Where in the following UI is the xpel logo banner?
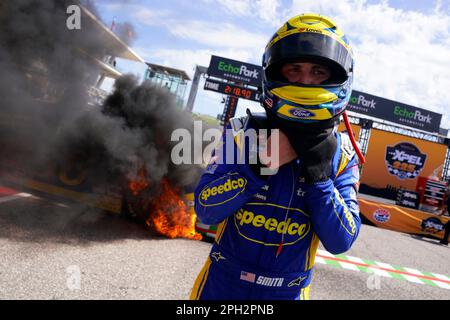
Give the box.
[385,142,427,180]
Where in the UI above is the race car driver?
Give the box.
[190,13,362,300]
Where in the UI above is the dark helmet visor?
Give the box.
[264,32,353,84]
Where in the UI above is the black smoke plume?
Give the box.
[0,0,201,211]
[114,22,136,46]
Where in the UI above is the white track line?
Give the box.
[367,266,393,278]
[316,252,450,289]
[345,255,366,265]
[432,280,450,290]
[317,249,334,257]
[338,261,360,271]
[314,256,326,264]
[375,261,396,271]
[431,273,450,282]
[0,192,32,204]
[403,267,424,276]
[401,274,425,284]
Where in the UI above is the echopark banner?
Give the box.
[207,55,263,88]
[347,90,442,133]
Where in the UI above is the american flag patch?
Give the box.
[240,271,256,283]
[264,98,273,108]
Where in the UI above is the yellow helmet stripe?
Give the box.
[271,86,338,105]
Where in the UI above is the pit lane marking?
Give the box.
[316,249,450,290]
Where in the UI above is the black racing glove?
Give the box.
[246,110,271,180]
[231,110,271,180]
[298,132,337,184]
[258,111,339,183]
[271,113,337,184]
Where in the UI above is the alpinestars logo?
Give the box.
[288,276,307,287]
[211,252,226,262]
[385,142,427,180]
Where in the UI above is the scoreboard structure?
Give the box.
[205,55,263,126]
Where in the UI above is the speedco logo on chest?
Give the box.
[234,204,310,246]
[199,175,247,206]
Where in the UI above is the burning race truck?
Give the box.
[0,0,205,241]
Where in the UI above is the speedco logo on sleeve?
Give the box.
[199,174,247,206]
[234,204,310,246]
[334,189,357,235]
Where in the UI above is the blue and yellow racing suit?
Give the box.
[190,116,361,300]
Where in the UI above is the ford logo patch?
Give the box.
[288,108,315,119]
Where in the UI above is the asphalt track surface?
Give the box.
[0,189,448,300]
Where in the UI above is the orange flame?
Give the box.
[128,168,149,196]
[145,179,202,241]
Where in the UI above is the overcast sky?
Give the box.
[93,0,450,130]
